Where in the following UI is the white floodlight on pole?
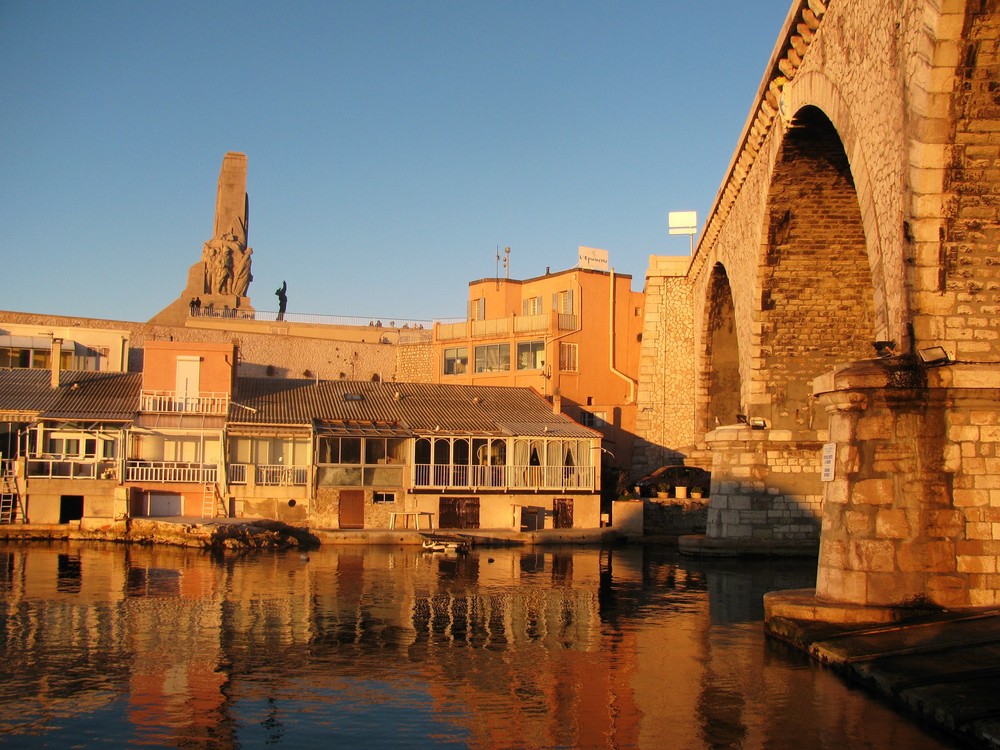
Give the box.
[668,211,698,254]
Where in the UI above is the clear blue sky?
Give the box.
[1,1,792,323]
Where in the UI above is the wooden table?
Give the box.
[388,511,435,530]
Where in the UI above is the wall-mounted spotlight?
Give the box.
[918,346,951,366]
[749,417,767,430]
[872,340,896,358]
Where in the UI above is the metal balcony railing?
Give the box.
[228,463,309,486]
[435,313,579,342]
[125,461,218,483]
[140,391,230,415]
[412,463,595,491]
[27,458,118,480]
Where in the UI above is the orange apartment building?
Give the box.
[431,265,644,478]
[126,340,235,518]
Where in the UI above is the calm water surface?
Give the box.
[0,542,959,749]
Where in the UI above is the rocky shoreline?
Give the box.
[0,518,320,550]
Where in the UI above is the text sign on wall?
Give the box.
[578,246,609,271]
[821,443,836,482]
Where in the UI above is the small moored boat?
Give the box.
[421,534,471,553]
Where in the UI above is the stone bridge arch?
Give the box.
[638,1,1000,597]
[691,98,886,554]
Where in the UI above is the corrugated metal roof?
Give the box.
[0,369,59,413]
[0,370,600,439]
[0,368,141,421]
[231,379,600,438]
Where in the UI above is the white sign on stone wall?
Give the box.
[821,442,836,482]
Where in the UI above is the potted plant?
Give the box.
[655,483,670,499]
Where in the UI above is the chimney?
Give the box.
[50,338,63,388]
[552,392,562,415]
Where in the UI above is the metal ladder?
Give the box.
[1,460,25,524]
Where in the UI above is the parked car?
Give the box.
[634,465,711,497]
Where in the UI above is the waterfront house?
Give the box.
[0,365,140,525]
[0,338,603,530]
[227,377,603,530]
[124,340,234,518]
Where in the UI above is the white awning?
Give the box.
[0,336,79,351]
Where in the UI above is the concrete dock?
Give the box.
[767,601,1000,749]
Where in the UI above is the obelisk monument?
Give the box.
[150,152,256,324]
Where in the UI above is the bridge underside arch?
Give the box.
[691,105,882,553]
[754,106,876,433]
[703,264,740,434]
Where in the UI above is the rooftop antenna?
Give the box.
[495,246,511,289]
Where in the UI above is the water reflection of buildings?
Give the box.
[0,544,643,747]
[0,545,926,749]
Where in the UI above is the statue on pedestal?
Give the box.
[201,228,252,296]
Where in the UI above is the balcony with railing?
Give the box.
[436,321,468,341]
[27,458,118,480]
[125,461,218,483]
[436,313,580,342]
[227,463,310,486]
[140,390,230,415]
[412,463,595,491]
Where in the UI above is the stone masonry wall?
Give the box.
[932,2,1000,362]
[632,257,698,481]
[705,425,824,544]
[396,342,437,383]
[758,109,876,434]
[0,311,397,383]
[815,363,1000,609]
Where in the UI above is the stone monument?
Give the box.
[150,152,256,325]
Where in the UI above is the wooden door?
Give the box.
[438,496,480,529]
[554,498,573,529]
[339,490,365,529]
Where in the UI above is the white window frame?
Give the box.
[522,296,543,316]
[516,340,545,371]
[443,346,468,375]
[474,343,510,373]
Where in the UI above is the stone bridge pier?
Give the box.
[679,425,824,556]
[635,0,1000,622]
